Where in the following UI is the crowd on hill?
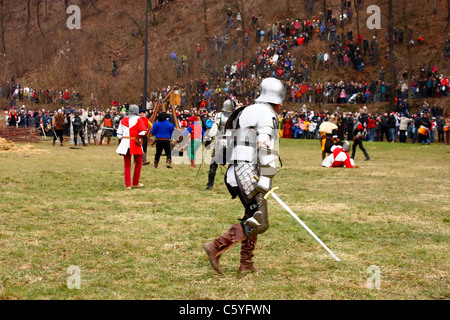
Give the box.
[2,1,449,148]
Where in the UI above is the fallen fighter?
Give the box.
[322,142,356,168]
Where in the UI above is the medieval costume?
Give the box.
[183,116,204,168]
[52,109,65,146]
[203,78,285,274]
[205,99,233,190]
[351,118,370,161]
[71,110,86,147]
[322,143,355,168]
[116,105,148,189]
[100,111,114,145]
[85,112,98,145]
[318,116,339,160]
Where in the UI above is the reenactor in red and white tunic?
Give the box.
[322,142,355,168]
[116,105,148,189]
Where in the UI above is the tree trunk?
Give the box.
[0,0,5,54]
[447,0,450,30]
[240,0,246,60]
[90,0,101,14]
[25,0,31,36]
[323,0,328,37]
[148,0,156,25]
[36,0,46,39]
[388,0,396,110]
[203,0,207,34]
[402,1,413,108]
[354,0,360,37]
[123,11,144,44]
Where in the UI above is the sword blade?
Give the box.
[270,192,340,262]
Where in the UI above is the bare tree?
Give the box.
[123,11,144,44]
[90,0,101,14]
[148,0,156,26]
[203,0,207,34]
[353,0,360,38]
[227,0,247,60]
[36,0,46,39]
[323,0,328,37]
[0,0,5,54]
[25,0,31,36]
[447,0,450,30]
[388,0,396,109]
[402,0,413,108]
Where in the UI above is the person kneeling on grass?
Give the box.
[115,105,148,190]
[322,142,356,168]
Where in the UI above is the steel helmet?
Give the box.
[255,77,286,105]
[343,141,350,151]
[222,99,234,112]
[129,104,139,116]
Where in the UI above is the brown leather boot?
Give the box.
[142,153,150,165]
[166,159,172,168]
[204,223,246,274]
[238,236,260,273]
[107,137,111,145]
[154,161,159,168]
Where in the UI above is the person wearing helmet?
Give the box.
[115,105,148,189]
[322,141,355,168]
[351,116,370,161]
[85,111,98,145]
[71,109,86,147]
[99,109,114,145]
[205,99,234,190]
[203,77,285,274]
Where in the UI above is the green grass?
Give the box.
[0,138,449,300]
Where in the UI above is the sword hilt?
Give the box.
[264,187,279,200]
[253,175,279,200]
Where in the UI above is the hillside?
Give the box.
[0,0,449,111]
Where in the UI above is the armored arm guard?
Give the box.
[255,117,279,194]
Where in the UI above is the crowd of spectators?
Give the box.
[2,0,449,148]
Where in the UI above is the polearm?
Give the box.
[195,139,214,179]
[261,183,340,262]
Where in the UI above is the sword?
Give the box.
[256,177,340,262]
[195,139,214,179]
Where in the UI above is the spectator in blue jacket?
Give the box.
[151,112,175,168]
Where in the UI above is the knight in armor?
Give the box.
[71,110,87,147]
[203,78,285,274]
[205,99,234,190]
[113,111,122,137]
[85,111,98,145]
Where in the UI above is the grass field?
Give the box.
[0,137,448,300]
